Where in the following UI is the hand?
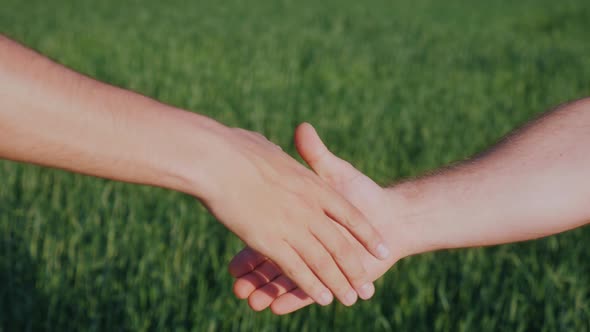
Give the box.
[0,35,388,308]
[197,124,391,307]
[228,123,415,314]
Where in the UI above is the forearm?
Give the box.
[392,99,590,255]
[2,36,391,304]
[0,35,225,197]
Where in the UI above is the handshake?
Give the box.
[218,95,589,314]
[223,98,590,314]
[227,123,413,314]
[2,35,589,317]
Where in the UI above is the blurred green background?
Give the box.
[1,0,589,331]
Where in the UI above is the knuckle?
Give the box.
[352,212,371,230]
[242,247,260,261]
[303,174,319,188]
[295,175,318,194]
[332,239,354,260]
[342,259,365,280]
[288,194,318,212]
[342,214,359,229]
[281,263,302,280]
[337,206,362,227]
[250,237,275,254]
[237,129,267,143]
[286,176,306,193]
[233,127,252,137]
[304,173,322,186]
[310,255,333,272]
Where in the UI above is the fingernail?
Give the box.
[318,290,333,306]
[376,243,391,259]
[357,283,375,300]
[344,290,358,306]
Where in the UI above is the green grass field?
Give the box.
[1,0,590,330]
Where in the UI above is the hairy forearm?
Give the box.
[0,35,226,197]
[391,99,590,255]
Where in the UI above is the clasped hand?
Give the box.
[200,124,391,307]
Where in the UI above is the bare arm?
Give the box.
[0,35,223,192]
[0,35,392,306]
[230,99,590,314]
[397,98,590,254]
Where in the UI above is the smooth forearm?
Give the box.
[0,35,224,198]
[2,36,391,305]
[390,99,590,256]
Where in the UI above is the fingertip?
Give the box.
[295,123,311,144]
[342,290,358,307]
[270,290,315,315]
[248,294,271,312]
[317,289,334,306]
[358,223,391,261]
[233,278,256,299]
[270,301,296,315]
[233,280,248,299]
[357,282,375,300]
[296,122,314,133]
[270,304,289,316]
[295,122,322,147]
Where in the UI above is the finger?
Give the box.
[234,278,258,300]
[229,247,267,277]
[295,123,389,260]
[267,243,334,306]
[232,260,282,300]
[295,122,357,183]
[290,234,358,306]
[320,185,391,261]
[310,220,375,300]
[248,275,297,311]
[271,288,315,315]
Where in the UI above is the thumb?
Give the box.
[294,123,359,185]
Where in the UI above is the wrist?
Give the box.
[383,179,449,258]
[145,106,232,202]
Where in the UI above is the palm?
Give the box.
[229,124,399,314]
